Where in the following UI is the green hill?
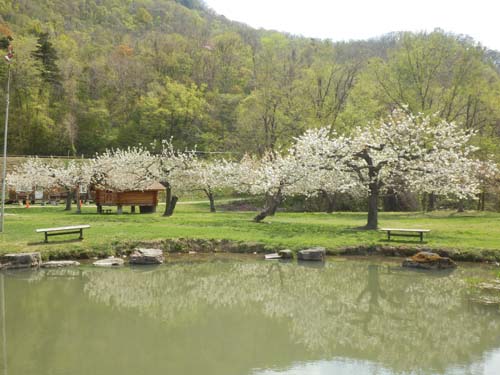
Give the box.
[0,0,498,160]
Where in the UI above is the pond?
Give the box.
[1,256,500,375]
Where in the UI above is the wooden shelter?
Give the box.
[93,182,165,214]
[8,186,91,205]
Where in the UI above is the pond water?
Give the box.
[1,256,500,375]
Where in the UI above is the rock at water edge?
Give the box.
[402,251,457,270]
[41,260,80,268]
[278,249,293,259]
[0,252,42,269]
[297,247,326,261]
[265,253,281,260]
[93,257,124,267]
[130,248,164,265]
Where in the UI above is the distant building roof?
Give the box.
[144,181,166,191]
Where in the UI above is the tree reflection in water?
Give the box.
[79,259,500,374]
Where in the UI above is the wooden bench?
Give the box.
[379,228,430,242]
[36,225,91,243]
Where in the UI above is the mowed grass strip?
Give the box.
[0,202,499,255]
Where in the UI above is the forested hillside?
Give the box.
[0,0,499,160]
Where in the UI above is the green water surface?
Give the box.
[1,257,499,375]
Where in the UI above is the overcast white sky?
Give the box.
[204,0,500,51]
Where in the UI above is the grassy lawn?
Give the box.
[1,200,499,257]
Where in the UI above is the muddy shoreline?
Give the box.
[28,238,500,264]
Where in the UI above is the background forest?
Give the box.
[0,0,499,161]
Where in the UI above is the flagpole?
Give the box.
[0,62,11,233]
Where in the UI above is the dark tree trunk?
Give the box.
[322,191,336,213]
[427,192,436,211]
[265,194,278,216]
[65,189,72,211]
[165,196,178,216]
[478,191,485,211]
[269,198,279,216]
[355,148,382,230]
[209,195,216,213]
[76,186,81,214]
[254,192,282,223]
[365,184,379,230]
[204,189,216,213]
[163,183,172,217]
[457,199,465,213]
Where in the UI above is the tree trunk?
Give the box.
[269,197,279,216]
[265,194,278,216]
[165,196,178,216]
[254,193,282,223]
[76,186,81,214]
[478,191,485,211]
[427,192,436,212]
[457,199,465,213]
[204,189,216,213]
[365,184,379,230]
[322,191,336,213]
[65,188,72,211]
[163,183,172,217]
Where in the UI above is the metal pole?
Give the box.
[0,274,7,375]
[0,64,11,233]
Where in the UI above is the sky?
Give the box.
[204,0,500,51]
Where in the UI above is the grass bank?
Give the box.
[1,200,499,260]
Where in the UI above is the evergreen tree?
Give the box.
[32,32,61,87]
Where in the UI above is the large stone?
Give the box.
[130,248,164,265]
[41,260,80,268]
[297,247,325,261]
[402,251,457,270]
[93,257,124,267]
[265,253,281,260]
[278,249,293,259]
[0,252,41,269]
